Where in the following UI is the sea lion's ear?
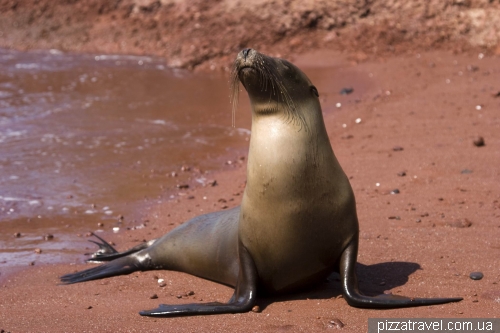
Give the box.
[310,86,319,97]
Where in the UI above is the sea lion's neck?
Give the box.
[243,109,335,203]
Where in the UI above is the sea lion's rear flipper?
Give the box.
[139,243,257,317]
[60,255,142,284]
[339,238,463,308]
[86,233,154,262]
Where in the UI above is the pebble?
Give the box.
[390,189,400,195]
[392,146,404,151]
[328,318,345,329]
[446,218,472,228]
[34,248,42,254]
[14,232,21,238]
[206,180,217,187]
[467,65,479,72]
[388,216,401,220]
[251,305,260,313]
[397,171,406,177]
[177,184,189,189]
[473,136,485,147]
[150,294,158,299]
[469,272,483,280]
[339,87,353,95]
[44,234,54,240]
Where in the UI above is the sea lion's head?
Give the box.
[231,49,320,130]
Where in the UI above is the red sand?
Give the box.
[1,0,500,331]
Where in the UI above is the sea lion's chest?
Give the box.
[239,153,357,293]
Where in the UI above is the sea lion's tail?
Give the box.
[339,238,463,308]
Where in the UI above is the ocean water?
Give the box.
[0,48,250,266]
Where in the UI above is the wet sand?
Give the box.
[1,50,499,332]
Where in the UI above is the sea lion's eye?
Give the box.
[310,86,319,97]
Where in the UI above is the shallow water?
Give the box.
[0,49,370,267]
[0,48,251,266]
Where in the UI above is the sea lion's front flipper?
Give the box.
[139,243,257,317]
[339,238,463,308]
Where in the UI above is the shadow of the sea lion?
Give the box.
[256,262,422,311]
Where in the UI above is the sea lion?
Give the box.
[61,49,462,316]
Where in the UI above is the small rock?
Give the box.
[158,282,167,287]
[44,234,54,240]
[87,306,93,310]
[14,232,21,238]
[97,222,104,227]
[187,291,195,296]
[466,65,479,72]
[187,195,195,200]
[392,146,404,151]
[328,318,345,329]
[388,216,401,220]
[150,294,158,299]
[207,180,217,187]
[34,248,42,254]
[447,218,472,228]
[251,305,260,313]
[469,272,483,280]
[176,295,182,299]
[397,171,406,177]
[339,87,354,95]
[473,136,485,147]
[176,184,189,189]
[390,189,400,195]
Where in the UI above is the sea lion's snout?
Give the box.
[236,48,257,65]
[242,48,252,60]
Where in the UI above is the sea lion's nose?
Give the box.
[242,48,252,60]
